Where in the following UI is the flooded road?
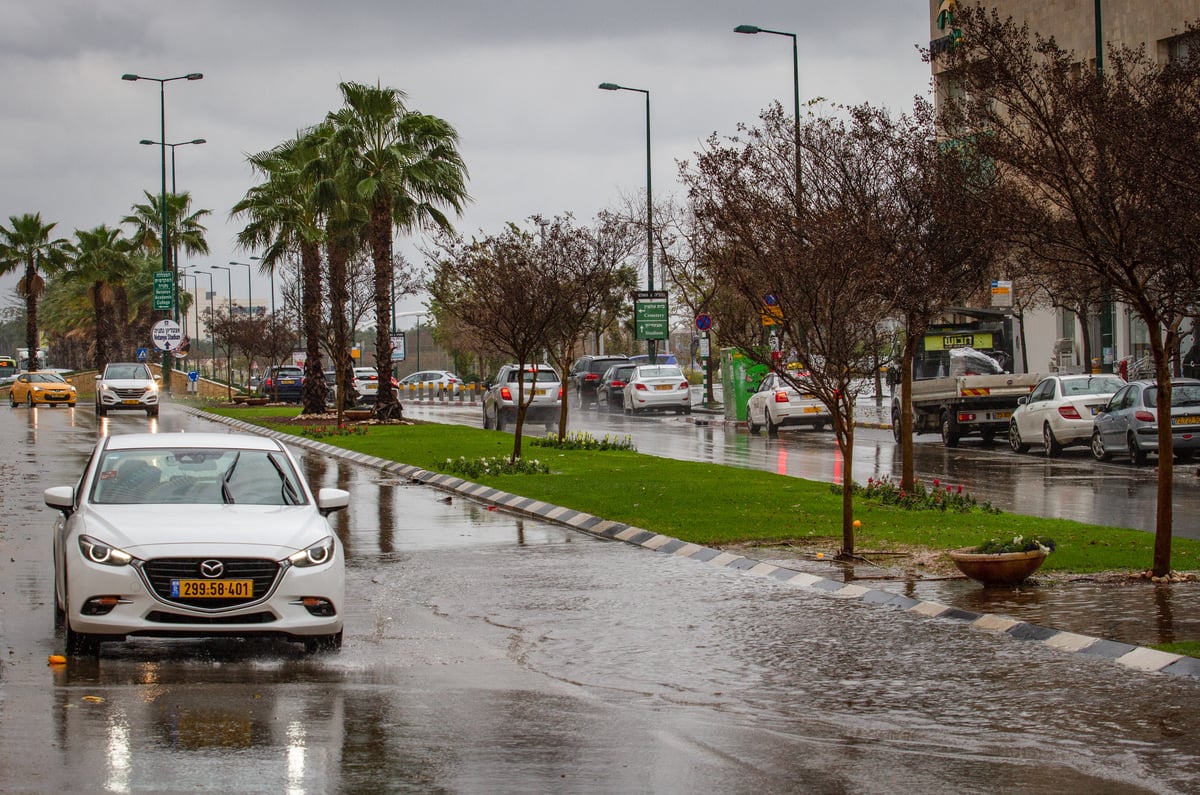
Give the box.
[1,403,1198,792]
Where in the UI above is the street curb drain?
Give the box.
[195,409,1200,681]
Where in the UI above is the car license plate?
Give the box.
[995,411,1012,419]
[122,399,140,405]
[534,388,547,396]
[171,579,254,599]
[1176,415,1200,425]
[803,406,822,413]
[654,384,673,391]
[365,383,377,391]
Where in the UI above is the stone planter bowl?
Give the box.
[948,548,1048,587]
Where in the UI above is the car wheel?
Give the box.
[65,618,99,658]
[1043,423,1063,457]
[482,407,493,430]
[496,410,507,432]
[766,411,779,437]
[747,409,761,435]
[68,401,76,408]
[1177,449,1196,463]
[95,403,106,417]
[148,407,159,418]
[303,630,343,654]
[27,393,35,408]
[813,422,825,432]
[940,410,960,447]
[1128,432,1148,466]
[683,407,692,416]
[1009,420,1029,453]
[9,393,15,408]
[891,408,902,443]
[1091,429,1112,461]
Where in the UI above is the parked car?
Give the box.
[1091,378,1200,465]
[596,363,637,413]
[351,366,399,404]
[260,366,305,403]
[482,363,561,431]
[568,354,629,409]
[622,364,691,415]
[43,432,350,656]
[8,371,77,408]
[628,353,678,366]
[398,370,462,395]
[745,371,829,435]
[1008,374,1125,456]
[95,362,160,418]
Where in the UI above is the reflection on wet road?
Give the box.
[0,404,1197,792]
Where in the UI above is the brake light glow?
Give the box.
[957,412,976,422]
[635,383,648,391]
[500,386,513,400]
[1058,406,1083,420]
[584,374,600,382]
[774,390,789,404]
[1135,410,1156,422]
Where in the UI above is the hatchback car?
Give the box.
[1091,378,1200,465]
[95,361,160,417]
[596,363,637,413]
[1009,374,1125,456]
[482,363,561,431]
[568,354,629,409]
[260,366,305,403]
[43,432,349,656]
[745,371,830,435]
[622,364,691,415]
[9,371,77,408]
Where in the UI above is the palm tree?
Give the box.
[0,213,69,369]
[232,131,329,414]
[64,225,135,368]
[328,81,470,417]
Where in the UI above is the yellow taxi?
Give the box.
[9,371,77,408]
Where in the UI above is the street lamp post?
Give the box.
[193,270,215,381]
[212,264,234,400]
[184,272,201,380]
[228,260,254,318]
[122,71,203,394]
[598,81,657,364]
[250,255,279,401]
[734,25,802,207]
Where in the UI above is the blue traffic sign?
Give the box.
[136,347,148,361]
[695,313,712,331]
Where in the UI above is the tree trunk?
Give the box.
[1151,319,1174,577]
[370,201,402,419]
[300,240,327,414]
[326,232,355,416]
[840,403,856,557]
[25,260,39,368]
[900,316,923,492]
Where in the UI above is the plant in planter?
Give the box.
[949,535,1056,587]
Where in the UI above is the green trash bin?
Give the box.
[720,348,768,423]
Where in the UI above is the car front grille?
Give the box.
[145,610,277,625]
[111,387,148,399]
[140,558,281,610]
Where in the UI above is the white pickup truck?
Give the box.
[891,346,1041,447]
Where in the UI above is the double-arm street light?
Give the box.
[228,261,254,318]
[123,71,203,394]
[734,25,802,206]
[598,81,657,363]
[193,270,216,380]
[212,264,234,400]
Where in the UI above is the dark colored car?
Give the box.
[596,363,636,413]
[260,366,305,403]
[568,355,629,409]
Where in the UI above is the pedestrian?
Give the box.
[1118,358,1128,382]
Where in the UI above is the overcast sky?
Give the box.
[0,0,933,323]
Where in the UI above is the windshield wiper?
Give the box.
[269,454,301,505]
[221,452,240,504]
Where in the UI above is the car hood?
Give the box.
[99,378,154,389]
[77,504,333,559]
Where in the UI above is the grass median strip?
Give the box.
[209,406,1200,576]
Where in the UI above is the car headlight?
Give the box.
[78,534,134,566]
[287,536,336,568]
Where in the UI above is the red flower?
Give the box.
[932,478,940,487]
[957,484,964,494]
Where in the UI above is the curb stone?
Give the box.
[190,407,1197,681]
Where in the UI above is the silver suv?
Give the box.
[95,362,160,417]
[482,364,561,432]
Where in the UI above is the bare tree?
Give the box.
[940,7,1200,575]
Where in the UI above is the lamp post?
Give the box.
[212,264,234,400]
[598,81,657,364]
[250,255,279,400]
[193,270,215,380]
[184,272,201,379]
[734,25,802,207]
[123,71,203,394]
[228,260,254,318]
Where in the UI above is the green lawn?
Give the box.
[203,404,1200,576]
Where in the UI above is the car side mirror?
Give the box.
[44,486,75,517]
[1017,396,1028,406]
[317,487,350,516]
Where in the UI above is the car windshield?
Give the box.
[91,447,308,506]
[105,364,151,380]
[507,369,558,383]
[1143,384,1200,407]
[638,366,683,379]
[589,360,624,373]
[610,366,636,381]
[29,373,67,383]
[1062,376,1124,396]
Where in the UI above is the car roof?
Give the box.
[102,433,285,452]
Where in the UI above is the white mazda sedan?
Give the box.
[44,433,349,656]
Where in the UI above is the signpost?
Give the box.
[153,272,174,311]
[635,290,669,341]
[390,333,406,361]
[150,319,184,351]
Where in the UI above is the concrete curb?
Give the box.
[194,408,1198,681]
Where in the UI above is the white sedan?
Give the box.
[623,364,692,415]
[746,371,830,435]
[44,433,349,657]
[1008,373,1126,456]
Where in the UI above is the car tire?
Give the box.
[813,422,825,432]
[891,407,902,443]
[766,412,779,437]
[940,410,960,447]
[304,630,343,654]
[683,407,692,416]
[1043,423,1063,457]
[148,407,159,418]
[68,401,76,408]
[496,410,507,432]
[1091,429,1111,461]
[747,410,761,435]
[1009,420,1029,453]
[65,619,99,658]
[27,393,35,408]
[9,393,15,408]
[482,407,493,430]
[1129,432,1148,466]
[95,403,106,417]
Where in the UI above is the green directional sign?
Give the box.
[153,271,174,311]
[635,298,669,341]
